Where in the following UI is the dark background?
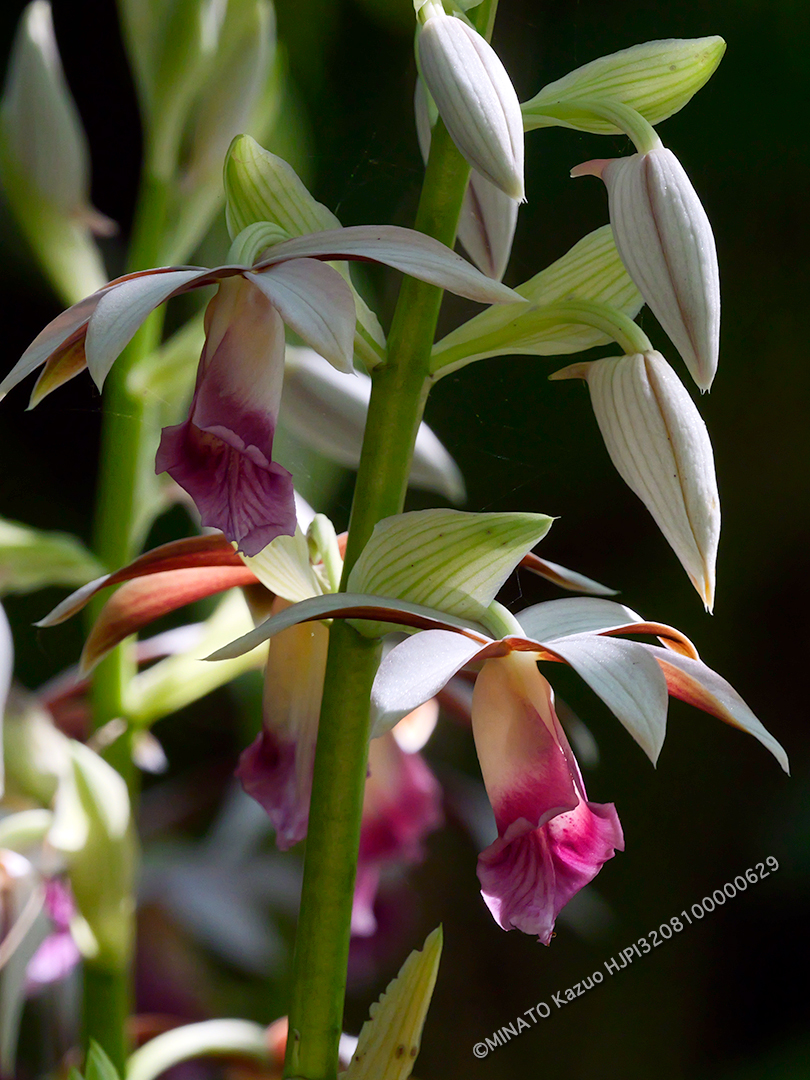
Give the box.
[1,1,809,1077]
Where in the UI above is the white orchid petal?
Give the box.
[603,148,720,389]
[370,630,487,736]
[641,645,789,773]
[281,347,465,502]
[418,14,524,200]
[84,269,209,389]
[255,225,522,304]
[458,170,519,281]
[520,554,617,595]
[517,597,643,641]
[567,352,719,609]
[246,260,355,374]
[542,635,668,763]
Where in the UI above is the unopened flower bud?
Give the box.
[418,10,524,200]
[574,147,720,390]
[552,351,719,609]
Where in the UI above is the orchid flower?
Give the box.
[207,505,787,941]
[1,223,521,555]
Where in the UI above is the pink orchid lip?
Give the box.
[471,654,623,942]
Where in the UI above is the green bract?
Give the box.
[224,135,387,369]
[0,517,103,596]
[522,36,725,134]
[344,926,443,1080]
[431,225,643,375]
[347,508,553,628]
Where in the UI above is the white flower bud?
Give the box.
[552,351,719,609]
[578,148,720,390]
[418,12,524,200]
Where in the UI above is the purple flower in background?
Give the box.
[26,879,80,993]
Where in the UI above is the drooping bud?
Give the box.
[415,78,517,280]
[0,1,112,302]
[552,351,720,609]
[417,9,524,200]
[574,148,720,390]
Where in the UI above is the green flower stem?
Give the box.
[284,5,498,1078]
[430,299,653,377]
[84,171,171,1073]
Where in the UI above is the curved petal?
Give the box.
[643,646,789,773]
[541,635,669,764]
[517,597,643,640]
[85,268,211,388]
[254,225,524,305]
[519,553,617,596]
[36,534,246,628]
[246,260,355,373]
[236,618,329,850]
[80,566,259,673]
[370,630,488,736]
[206,593,491,661]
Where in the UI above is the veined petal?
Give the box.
[245,259,355,373]
[348,509,553,623]
[553,352,720,608]
[458,170,519,282]
[418,13,524,200]
[541,635,669,764]
[478,796,623,942]
[28,337,87,407]
[254,225,523,305]
[85,268,212,388]
[371,630,487,737]
[598,148,720,390]
[237,617,329,849]
[642,645,789,773]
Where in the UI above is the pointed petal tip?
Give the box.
[549,361,591,382]
[570,159,611,180]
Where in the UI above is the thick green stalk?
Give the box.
[83,172,170,1073]
[284,4,499,1077]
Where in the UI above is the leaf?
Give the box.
[522,37,726,134]
[0,517,103,597]
[347,509,553,623]
[345,926,443,1080]
[85,1041,121,1080]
